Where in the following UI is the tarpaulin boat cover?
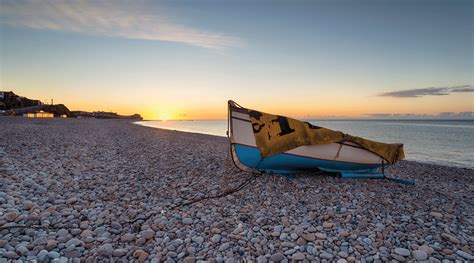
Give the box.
[247,109,405,164]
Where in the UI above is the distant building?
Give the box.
[23,110,54,118]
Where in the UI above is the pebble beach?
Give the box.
[0,117,473,262]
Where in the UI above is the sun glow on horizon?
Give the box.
[159,114,170,121]
[144,107,182,121]
[156,111,174,121]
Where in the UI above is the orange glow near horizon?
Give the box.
[140,94,473,120]
[3,85,472,121]
[73,93,474,121]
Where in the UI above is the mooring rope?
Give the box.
[122,172,261,226]
[0,172,261,231]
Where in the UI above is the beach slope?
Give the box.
[0,118,472,262]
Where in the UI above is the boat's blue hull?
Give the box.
[234,144,382,174]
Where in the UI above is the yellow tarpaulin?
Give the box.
[247,109,404,164]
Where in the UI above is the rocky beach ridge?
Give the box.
[0,117,473,262]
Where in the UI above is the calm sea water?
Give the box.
[135,119,474,169]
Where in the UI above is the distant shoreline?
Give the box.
[134,119,473,169]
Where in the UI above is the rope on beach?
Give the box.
[123,172,261,226]
[175,174,260,208]
[0,173,261,231]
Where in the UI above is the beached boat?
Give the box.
[227,100,413,184]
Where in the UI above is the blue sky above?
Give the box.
[0,0,472,119]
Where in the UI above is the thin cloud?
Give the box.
[0,0,243,49]
[378,85,474,98]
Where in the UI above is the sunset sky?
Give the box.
[1,0,472,120]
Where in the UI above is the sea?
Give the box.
[135,119,474,169]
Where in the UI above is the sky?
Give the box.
[0,0,472,120]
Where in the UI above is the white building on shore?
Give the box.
[23,110,54,118]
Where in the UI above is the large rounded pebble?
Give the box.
[320,252,333,259]
[121,233,135,242]
[133,249,149,262]
[301,233,315,241]
[57,229,68,237]
[3,251,19,259]
[16,245,29,255]
[315,232,327,240]
[338,251,348,258]
[46,240,59,250]
[111,222,121,230]
[97,244,113,256]
[48,251,60,259]
[413,250,428,260]
[37,250,49,261]
[5,211,18,221]
[0,240,7,247]
[441,233,460,244]
[192,236,204,245]
[211,228,221,234]
[394,247,410,257]
[391,254,405,261]
[142,229,155,240]
[113,249,127,257]
[183,257,196,263]
[211,234,221,243]
[429,212,443,219]
[71,228,82,235]
[94,226,107,235]
[270,252,285,262]
[65,238,82,247]
[182,218,193,224]
[219,242,230,251]
[322,222,334,228]
[292,252,305,260]
[419,245,434,255]
[66,197,77,204]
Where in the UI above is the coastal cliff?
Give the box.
[0,91,142,120]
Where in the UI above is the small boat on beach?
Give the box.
[227,100,413,184]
